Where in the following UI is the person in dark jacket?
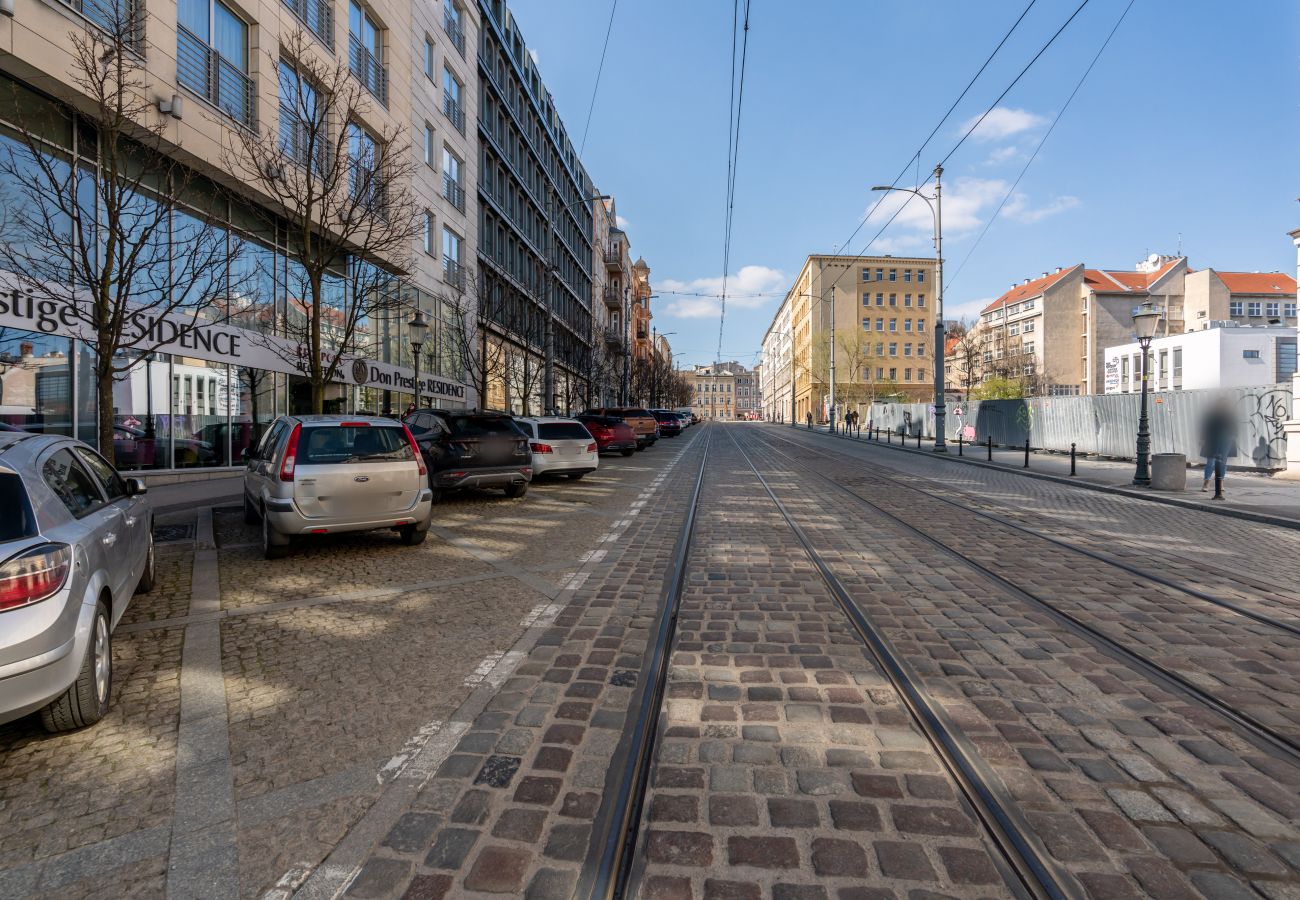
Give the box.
[1200,398,1237,493]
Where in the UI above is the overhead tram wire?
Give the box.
[716,0,752,363]
[946,0,1138,292]
[578,0,620,155]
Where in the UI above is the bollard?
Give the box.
[1070,442,1077,476]
[887,429,892,445]
[958,433,963,456]
[1023,438,1030,468]
[986,436,992,461]
[1213,469,1224,501]
[916,431,921,449]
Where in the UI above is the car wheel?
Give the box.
[504,482,527,499]
[135,534,156,594]
[242,490,259,525]
[567,472,585,481]
[262,510,291,559]
[40,600,112,732]
[621,449,634,457]
[399,524,428,546]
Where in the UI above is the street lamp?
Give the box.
[1130,301,1162,486]
[408,309,430,410]
[873,163,947,452]
[544,192,611,415]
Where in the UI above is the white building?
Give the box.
[1103,323,1297,394]
[760,302,792,422]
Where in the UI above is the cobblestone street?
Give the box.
[2,422,1299,899]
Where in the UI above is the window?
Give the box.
[347,123,382,205]
[888,343,897,356]
[889,294,897,307]
[75,448,126,501]
[917,343,925,357]
[42,449,103,518]
[861,269,870,282]
[862,293,870,306]
[904,294,912,308]
[876,368,884,379]
[889,368,897,380]
[423,212,435,254]
[279,62,322,169]
[444,0,466,55]
[904,270,912,283]
[1228,300,1244,316]
[904,344,912,357]
[888,269,897,282]
[177,0,253,126]
[443,67,465,133]
[875,318,883,331]
[904,320,912,333]
[1248,301,1262,316]
[876,293,884,306]
[875,343,883,355]
[862,318,870,331]
[1286,304,1297,317]
[424,123,436,166]
[875,268,883,281]
[349,1,387,103]
[888,319,897,332]
[917,293,925,308]
[917,270,925,283]
[1022,320,1035,333]
[443,147,465,211]
[918,368,926,381]
[1266,302,1280,317]
[443,227,464,287]
[425,37,436,78]
[916,319,925,331]
[904,368,912,382]
[1173,347,1183,388]
[1243,349,1260,359]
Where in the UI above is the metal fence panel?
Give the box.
[866,384,1292,471]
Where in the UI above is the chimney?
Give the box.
[1055,267,1062,274]
[19,341,33,358]
[1022,278,1030,286]
[1041,272,1048,279]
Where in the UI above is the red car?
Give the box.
[576,415,638,457]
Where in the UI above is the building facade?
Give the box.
[685,361,756,420]
[1103,324,1297,394]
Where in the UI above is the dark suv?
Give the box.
[404,409,532,500]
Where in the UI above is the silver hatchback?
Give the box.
[0,431,154,731]
[242,415,434,559]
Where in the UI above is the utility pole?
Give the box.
[933,163,947,452]
[828,285,836,432]
[621,287,631,405]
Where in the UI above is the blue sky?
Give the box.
[509,0,1300,369]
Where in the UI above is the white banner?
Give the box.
[0,275,467,402]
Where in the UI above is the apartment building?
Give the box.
[760,297,793,422]
[1103,323,1297,394]
[631,257,654,365]
[687,363,737,420]
[761,255,937,424]
[0,0,477,472]
[977,253,1297,395]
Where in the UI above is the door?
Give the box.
[249,419,287,504]
[39,447,125,601]
[75,446,148,605]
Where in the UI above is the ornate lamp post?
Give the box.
[408,309,430,410]
[1130,301,1162,486]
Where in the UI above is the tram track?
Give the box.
[747,427,1300,767]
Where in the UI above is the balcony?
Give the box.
[283,0,333,49]
[348,161,389,219]
[349,35,388,106]
[442,173,466,212]
[602,286,622,309]
[603,327,625,350]
[443,258,466,290]
[603,244,622,269]
[177,26,255,128]
[443,9,466,56]
[443,94,466,135]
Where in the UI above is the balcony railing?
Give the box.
[348,159,389,219]
[602,286,621,309]
[442,173,466,212]
[443,9,466,56]
[284,0,333,49]
[443,94,465,135]
[177,25,255,128]
[443,258,466,290]
[63,0,142,46]
[603,327,625,349]
[279,114,329,173]
[349,35,388,106]
[603,244,622,266]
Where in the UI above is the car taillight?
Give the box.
[513,442,528,456]
[0,544,72,612]
[530,442,553,454]
[586,443,597,452]
[279,423,301,481]
[402,423,427,476]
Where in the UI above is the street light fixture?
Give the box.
[544,192,612,415]
[872,164,947,452]
[408,309,430,410]
[1130,301,1162,486]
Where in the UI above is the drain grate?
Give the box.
[154,522,195,543]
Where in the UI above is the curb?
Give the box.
[794,426,1300,532]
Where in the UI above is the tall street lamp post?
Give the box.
[545,191,610,415]
[873,163,946,451]
[1130,301,1162,486]
[408,309,429,409]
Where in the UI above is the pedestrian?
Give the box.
[806,410,813,430]
[403,401,417,420]
[1199,397,1237,493]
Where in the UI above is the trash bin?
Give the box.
[1150,453,1186,491]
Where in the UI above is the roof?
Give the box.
[943,335,961,356]
[1084,258,1190,294]
[1216,272,1297,295]
[980,267,1075,315]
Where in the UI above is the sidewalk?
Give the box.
[145,472,242,516]
[793,423,1300,528]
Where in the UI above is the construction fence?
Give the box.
[863,385,1292,472]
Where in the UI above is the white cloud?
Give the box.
[659,265,786,319]
[960,106,1047,142]
[867,176,1009,238]
[983,145,1023,166]
[1002,194,1080,224]
[615,215,629,229]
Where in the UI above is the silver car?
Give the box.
[242,415,434,559]
[0,431,154,731]
[514,417,599,480]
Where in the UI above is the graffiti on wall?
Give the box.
[1243,389,1290,467]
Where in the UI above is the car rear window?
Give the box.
[0,473,36,540]
[298,426,413,465]
[443,416,522,438]
[538,423,591,441]
[611,408,650,418]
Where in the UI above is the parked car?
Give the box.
[674,408,694,427]
[113,424,216,469]
[404,409,532,500]
[515,417,599,480]
[0,430,154,731]
[582,407,658,450]
[575,414,638,457]
[651,410,683,437]
[242,415,433,559]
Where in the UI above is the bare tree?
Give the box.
[0,4,238,463]
[441,270,509,410]
[948,320,984,400]
[663,369,693,408]
[224,30,422,414]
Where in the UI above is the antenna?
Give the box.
[1177,232,1182,256]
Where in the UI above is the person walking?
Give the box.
[1199,398,1237,494]
[806,410,813,430]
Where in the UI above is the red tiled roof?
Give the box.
[980,267,1075,314]
[1217,272,1297,295]
[1085,259,1190,294]
[943,335,961,356]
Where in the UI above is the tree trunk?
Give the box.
[310,270,324,414]
[97,366,117,467]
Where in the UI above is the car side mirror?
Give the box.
[126,477,148,497]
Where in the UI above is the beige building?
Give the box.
[976,254,1297,396]
[762,255,938,424]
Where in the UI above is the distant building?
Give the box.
[686,361,757,420]
[1102,323,1297,394]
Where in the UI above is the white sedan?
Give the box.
[514,417,599,480]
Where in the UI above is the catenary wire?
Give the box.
[716,0,752,363]
[946,0,1137,293]
[578,0,620,155]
